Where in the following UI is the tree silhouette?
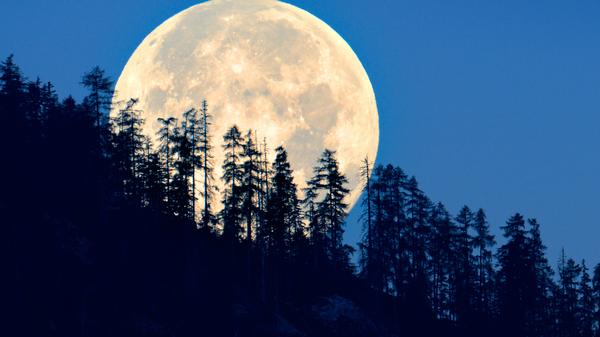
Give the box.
[198,100,217,228]
[220,124,245,242]
[156,116,177,207]
[264,146,301,259]
[497,212,534,337]
[111,98,146,203]
[472,208,495,318]
[306,149,350,277]
[5,55,600,336]
[80,66,114,142]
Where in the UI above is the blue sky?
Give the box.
[2,0,599,269]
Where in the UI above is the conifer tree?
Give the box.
[220,125,245,241]
[305,149,350,276]
[429,202,457,320]
[526,218,555,336]
[80,66,114,142]
[592,263,600,337]
[453,205,474,326]
[472,208,495,316]
[170,112,196,220]
[156,117,177,207]
[241,129,263,248]
[497,212,535,337]
[112,98,146,203]
[579,260,595,337]
[198,100,217,228]
[138,138,167,215]
[264,146,301,259]
[358,157,375,287]
[557,252,582,337]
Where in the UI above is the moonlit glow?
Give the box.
[113,0,379,214]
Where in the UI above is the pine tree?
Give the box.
[429,202,457,320]
[592,263,600,337]
[241,129,263,248]
[170,112,196,221]
[526,218,555,337]
[264,146,300,258]
[579,260,595,337]
[305,149,350,276]
[80,66,114,142]
[497,212,534,337]
[156,117,177,207]
[111,98,146,203]
[471,208,496,318]
[198,101,217,228]
[358,157,375,287]
[138,138,167,215]
[220,125,245,241]
[557,250,582,337]
[454,205,474,326]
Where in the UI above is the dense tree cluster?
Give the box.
[357,163,600,336]
[2,55,599,336]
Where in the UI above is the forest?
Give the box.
[1,54,599,337]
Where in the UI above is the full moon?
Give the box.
[113,0,379,214]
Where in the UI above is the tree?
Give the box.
[557,252,582,337]
[220,125,245,242]
[0,55,27,203]
[156,117,177,206]
[579,260,595,337]
[80,66,114,141]
[453,205,474,325]
[111,98,146,203]
[170,111,197,221]
[592,263,600,337]
[496,212,535,337]
[358,157,375,287]
[305,149,350,276]
[198,101,217,228]
[137,138,167,215]
[241,129,263,248]
[471,208,496,318]
[429,202,457,320]
[264,146,301,259]
[526,218,555,337]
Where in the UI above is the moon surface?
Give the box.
[113,0,379,215]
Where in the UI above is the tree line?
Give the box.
[357,161,600,336]
[1,54,599,336]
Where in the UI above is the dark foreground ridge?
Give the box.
[2,55,599,337]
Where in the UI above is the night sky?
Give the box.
[2,0,599,269]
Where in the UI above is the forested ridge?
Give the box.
[1,54,599,337]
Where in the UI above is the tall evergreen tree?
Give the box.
[305,149,350,276]
[220,125,245,241]
[557,252,582,337]
[80,66,114,142]
[138,138,167,215]
[592,263,600,337]
[496,212,535,337]
[579,260,595,337]
[358,157,375,287]
[264,146,301,259]
[241,129,263,248]
[156,117,177,207]
[170,111,197,221]
[111,98,146,203]
[471,208,496,318]
[198,100,217,228]
[526,218,555,337]
[429,202,457,320]
[454,205,474,325]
